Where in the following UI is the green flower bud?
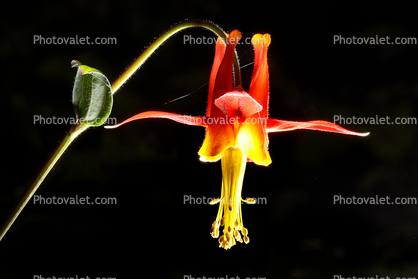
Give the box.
[71,60,113,126]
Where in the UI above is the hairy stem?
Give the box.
[111,20,241,94]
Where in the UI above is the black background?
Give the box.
[1,1,418,278]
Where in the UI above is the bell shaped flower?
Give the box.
[106,30,368,249]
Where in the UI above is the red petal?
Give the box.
[198,30,243,161]
[249,34,271,119]
[209,30,242,119]
[104,111,206,129]
[207,37,226,117]
[266,119,370,136]
[198,123,235,162]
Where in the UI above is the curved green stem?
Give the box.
[111,20,241,94]
[0,123,89,241]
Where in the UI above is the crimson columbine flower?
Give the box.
[106,30,368,249]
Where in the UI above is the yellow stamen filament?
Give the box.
[209,147,251,249]
[243,198,256,204]
[209,199,221,205]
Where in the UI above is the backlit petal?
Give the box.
[236,120,271,166]
[209,30,242,119]
[249,34,271,119]
[104,111,206,129]
[198,123,235,162]
[198,30,242,161]
[207,37,227,117]
[266,119,370,136]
